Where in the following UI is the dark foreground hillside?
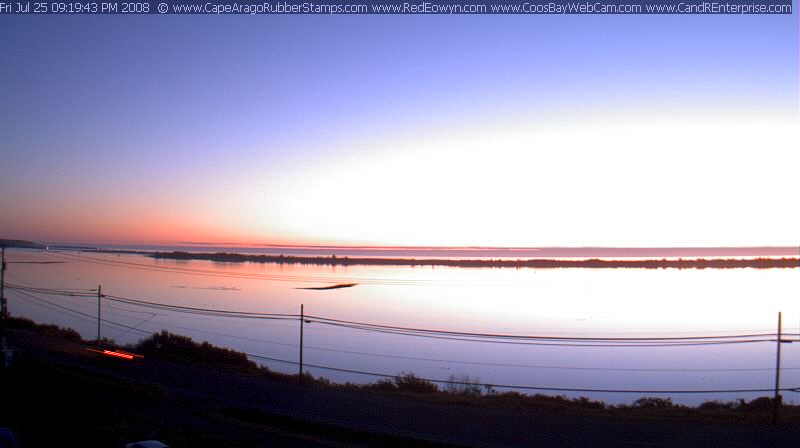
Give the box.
[1,320,798,447]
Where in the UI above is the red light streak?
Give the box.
[87,347,143,360]
[103,350,134,360]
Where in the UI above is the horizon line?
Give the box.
[3,237,799,252]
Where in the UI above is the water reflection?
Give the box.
[5,248,799,405]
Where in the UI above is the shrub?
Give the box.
[366,379,397,392]
[698,400,738,411]
[739,396,776,412]
[488,391,527,406]
[134,330,256,370]
[444,374,482,396]
[8,316,82,342]
[393,372,439,394]
[573,396,606,410]
[632,397,676,409]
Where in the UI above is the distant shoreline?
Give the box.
[136,251,800,269]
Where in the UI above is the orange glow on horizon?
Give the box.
[3,118,798,248]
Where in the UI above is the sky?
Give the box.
[0,13,798,247]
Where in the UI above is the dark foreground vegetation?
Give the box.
[3,316,800,447]
[148,251,800,269]
[2,318,463,447]
[6,317,799,420]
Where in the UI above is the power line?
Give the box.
[4,284,298,320]
[73,298,800,373]
[8,289,151,337]
[103,294,298,320]
[244,352,800,395]
[9,273,796,336]
[63,287,793,342]
[9,287,800,395]
[103,294,786,346]
[8,283,307,333]
[298,344,800,372]
[304,320,783,347]
[303,314,777,342]
[8,284,791,347]
[6,282,97,297]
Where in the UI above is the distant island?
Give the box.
[0,239,44,249]
[145,251,800,269]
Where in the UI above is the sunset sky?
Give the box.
[1,14,798,247]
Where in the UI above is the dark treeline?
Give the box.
[148,251,800,269]
[0,239,43,249]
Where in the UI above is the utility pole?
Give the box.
[1,246,5,317]
[96,285,102,347]
[1,246,7,367]
[299,304,304,384]
[772,311,784,424]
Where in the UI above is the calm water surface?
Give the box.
[5,248,799,405]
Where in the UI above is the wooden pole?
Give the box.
[299,303,304,384]
[772,311,782,425]
[96,285,102,347]
[1,247,6,358]
[0,247,5,319]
